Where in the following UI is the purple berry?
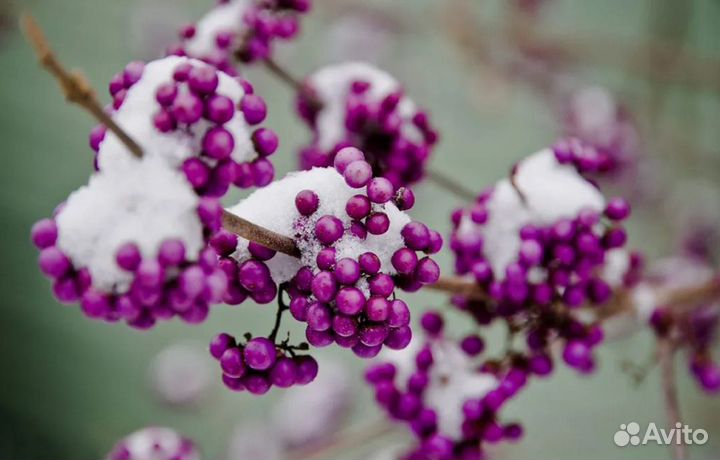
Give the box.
[243,337,277,371]
[295,190,320,216]
[315,215,344,245]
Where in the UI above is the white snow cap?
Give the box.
[272,356,352,447]
[569,86,618,147]
[98,55,254,172]
[113,427,199,460]
[57,157,203,292]
[307,61,420,151]
[457,149,606,280]
[380,336,497,440]
[184,0,249,59]
[227,167,411,283]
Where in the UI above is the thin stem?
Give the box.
[509,164,528,205]
[221,210,301,258]
[269,284,289,342]
[261,56,323,109]
[657,338,687,460]
[425,276,488,300]
[21,14,143,158]
[263,57,306,93]
[426,169,477,201]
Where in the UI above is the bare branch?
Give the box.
[657,338,687,460]
[21,14,144,159]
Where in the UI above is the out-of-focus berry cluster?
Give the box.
[297,62,438,189]
[366,311,524,460]
[170,0,312,73]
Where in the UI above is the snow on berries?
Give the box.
[225,147,442,358]
[450,148,639,372]
[31,158,227,328]
[297,62,438,188]
[557,86,640,176]
[366,311,522,460]
[92,56,277,197]
[106,427,200,460]
[170,0,312,72]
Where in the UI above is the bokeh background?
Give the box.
[1,0,719,458]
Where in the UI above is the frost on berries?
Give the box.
[170,0,311,72]
[106,427,200,460]
[297,62,438,188]
[92,56,277,197]
[32,158,226,328]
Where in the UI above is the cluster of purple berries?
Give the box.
[285,147,442,357]
[561,88,639,177]
[91,59,278,197]
[171,0,311,73]
[31,198,227,329]
[366,312,523,460]
[651,305,720,393]
[210,332,318,395]
[210,229,279,305]
[450,194,640,372]
[298,81,439,189]
[551,137,618,177]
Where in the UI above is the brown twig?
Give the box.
[21,14,143,158]
[221,210,301,258]
[424,276,488,301]
[426,169,477,202]
[263,57,306,93]
[509,163,528,205]
[657,338,687,460]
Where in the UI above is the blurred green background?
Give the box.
[1,0,719,458]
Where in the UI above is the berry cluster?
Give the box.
[450,150,642,373]
[551,137,616,176]
[366,312,523,460]
[92,56,277,197]
[297,62,438,189]
[282,147,441,357]
[210,333,319,394]
[170,0,312,73]
[32,161,227,329]
[641,258,720,393]
[650,305,720,393]
[560,86,640,177]
[107,427,200,460]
